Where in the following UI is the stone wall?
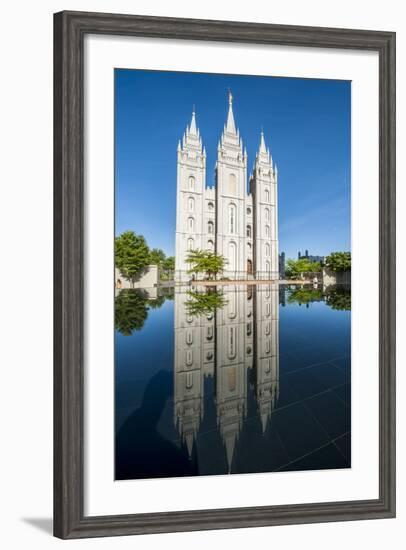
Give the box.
[322,267,351,286]
[115,265,158,289]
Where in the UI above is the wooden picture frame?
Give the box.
[54,10,396,539]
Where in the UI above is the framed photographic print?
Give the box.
[54,10,396,539]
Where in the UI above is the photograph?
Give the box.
[114,69,351,480]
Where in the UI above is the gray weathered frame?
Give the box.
[54,10,396,539]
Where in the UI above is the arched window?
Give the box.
[229,173,237,195]
[247,322,252,336]
[186,329,193,345]
[265,243,270,257]
[228,327,236,359]
[207,201,214,211]
[187,237,194,251]
[207,220,214,234]
[206,326,213,341]
[186,350,193,366]
[264,359,271,373]
[228,290,237,319]
[229,204,236,234]
[228,241,237,271]
[265,340,271,354]
[265,225,270,238]
[187,217,194,232]
[247,207,252,216]
[186,371,193,389]
[247,242,252,250]
[207,239,214,251]
[206,351,214,361]
[228,368,236,392]
[188,197,194,212]
[266,302,271,317]
[266,261,271,274]
[265,322,271,335]
[189,175,195,190]
[265,189,270,202]
[265,207,270,221]
[246,225,252,238]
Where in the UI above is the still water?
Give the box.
[115,284,351,480]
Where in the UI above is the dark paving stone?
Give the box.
[333,382,351,407]
[335,432,351,464]
[281,367,332,403]
[195,429,228,476]
[271,402,330,461]
[329,356,351,380]
[233,418,291,473]
[304,390,350,440]
[278,442,350,472]
[273,376,302,409]
[307,362,347,390]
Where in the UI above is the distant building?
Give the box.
[278,251,285,279]
[298,250,324,264]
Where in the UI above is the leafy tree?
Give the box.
[115,231,150,287]
[162,256,175,272]
[149,248,166,266]
[115,289,171,335]
[325,252,351,272]
[160,256,175,281]
[325,287,351,311]
[115,290,149,335]
[186,249,227,280]
[285,258,321,278]
[185,289,228,317]
[287,287,323,305]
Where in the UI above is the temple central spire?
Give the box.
[226,89,236,134]
[189,107,197,135]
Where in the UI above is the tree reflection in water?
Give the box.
[286,285,351,311]
[184,287,228,317]
[115,287,174,335]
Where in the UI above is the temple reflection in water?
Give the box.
[115,283,351,480]
[174,284,279,472]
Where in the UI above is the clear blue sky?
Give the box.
[115,69,350,260]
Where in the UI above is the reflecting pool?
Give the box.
[115,284,351,480]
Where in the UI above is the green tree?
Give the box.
[325,287,351,311]
[149,248,166,266]
[161,256,175,281]
[115,231,150,287]
[285,258,321,278]
[162,256,175,272]
[186,249,227,280]
[325,251,351,272]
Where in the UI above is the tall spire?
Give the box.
[189,106,197,135]
[259,129,267,154]
[226,89,236,134]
